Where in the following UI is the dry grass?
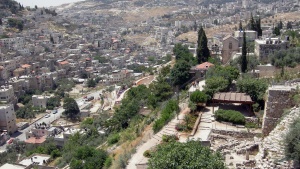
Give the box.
[261,11,300,25]
[177,11,300,43]
[110,125,153,169]
[123,7,179,23]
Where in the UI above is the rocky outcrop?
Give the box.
[255,107,300,169]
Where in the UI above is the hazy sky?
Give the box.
[16,0,85,8]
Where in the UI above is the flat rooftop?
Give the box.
[0,163,26,169]
[19,154,50,166]
[255,38,287,45]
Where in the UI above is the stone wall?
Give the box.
[262,86,296,136]
[211,129,260,139]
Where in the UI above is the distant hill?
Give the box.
[200,0,281,6]
[0,0,24,17]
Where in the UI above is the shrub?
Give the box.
[175,123,186,131]
[214,109,245,125]
[153,100,179,133]
[104,156,112,168]
[252,103,260,112]
[245,122,258,128]
[285,118,300,164]
[108,133,120,145]
[143,150,152,158]
[190,90,208,103]
[162,135,178,143]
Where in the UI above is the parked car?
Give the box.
[7,138,14,144]
[45,114,51,118]
[52,110,58,114]
[86,96,94,101]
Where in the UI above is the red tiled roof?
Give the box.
[59,61,69,65]
[194,62,214,70]
[21,64,31,69]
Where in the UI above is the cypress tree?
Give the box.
[278,20,283,30]
[239,20,243,31]
[241,31,247,73]
[197,27,210,64]
[256,17,262,37]
[193,21,197,31]
[249,13,255,30]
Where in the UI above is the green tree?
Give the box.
[206,65,239,84]
[63,98,80,119]
[190,90,208,104]
[165,54,172,62]
[35,5,38,9]
[80,71,88,79]
[148,141,226,169]
[236,77,268,106]
[287,21,293,29]
[46,96,61,110]
[50,35,54,44]
[239,20,243,31]
[170,60,191,86]
[188,101,197,113]
[0,18,2,25]
[285,118,300,165]
[197,27,210,64]
[160,65,171,77]
[273,27,281,36]
[256,17,263,37]
[87,78,96,88]
[173,44,196,65]
[248,55,259,72]
[249,13,255,30]
[94,56,109,63]
[241,31,248,73]
[16,105,35,119]
[149,75,172,102]
[278,20,283,30]
[204,76,229,99]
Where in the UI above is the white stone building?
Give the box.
[254,38,289,62]
[32,95,52,108]
[0,85,15,103]
[0,104,17,134]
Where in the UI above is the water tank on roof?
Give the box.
[286,36,290,41]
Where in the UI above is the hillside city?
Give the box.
[0,0,300,168]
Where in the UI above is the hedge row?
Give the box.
[153,100,178,133]
[214,109,245,125]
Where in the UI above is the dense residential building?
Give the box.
[0,85,16,104]
[0,104,17,134]
[254,38,289,62]
[32,95,52,108]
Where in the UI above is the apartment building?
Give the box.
[0,104,17,134]
[254,37,289,62]
[32,95,52,108]
[0,85,15,104]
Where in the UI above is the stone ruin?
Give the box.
[262,85,296,136]
[209,83,300,168]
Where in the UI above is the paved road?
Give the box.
[0,89,105,152]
